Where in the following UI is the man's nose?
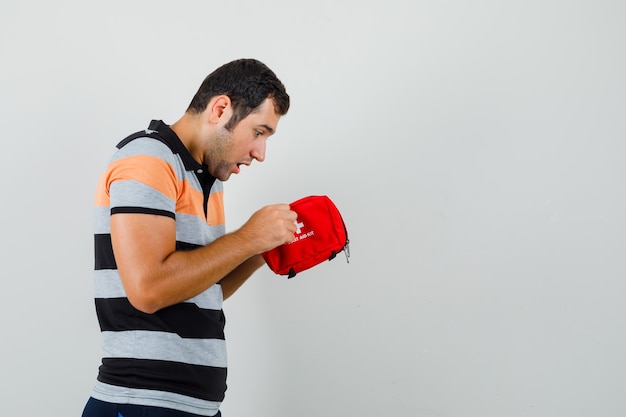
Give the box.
[251,139,266,162]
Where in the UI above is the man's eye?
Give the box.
[255,130,263,136]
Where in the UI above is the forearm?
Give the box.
[220,254,266,300]
[123,231,258,313]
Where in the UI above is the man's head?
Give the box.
[187,58,290,130]
[182,59,290,181]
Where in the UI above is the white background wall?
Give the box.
[1,0,625,416]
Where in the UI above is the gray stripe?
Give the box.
[177,213,225,246]
[210,179,223,194]
[110,180,175,213]
[94,206,111,234]
[102,330,227,367]
[186,284,223,310]
[94,269,125,298]
[94,270,223,310]
[111,137,176,165]
[92,381,221,415]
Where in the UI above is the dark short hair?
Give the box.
[187,58,290,130]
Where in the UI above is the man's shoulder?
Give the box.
[111,135,178,162]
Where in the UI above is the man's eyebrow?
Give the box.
[259,124,275,134]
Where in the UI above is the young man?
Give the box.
[83,59,297,417]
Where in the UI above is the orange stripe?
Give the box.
[206,190,225,226]
[94,171,111,206]
[94,155,179,207]
[177,179,205,218]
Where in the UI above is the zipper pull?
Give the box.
[344,239,350,263]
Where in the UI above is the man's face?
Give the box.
[207,98,281,181]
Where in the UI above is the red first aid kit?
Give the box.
[262,195,350,278]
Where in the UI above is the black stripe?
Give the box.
[196,170,216,219]
[98,357,227,402]
[95,298,225,339]
[111,206,175,219]
[94,234,116,270]
[176,241,202,251]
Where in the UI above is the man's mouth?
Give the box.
[236,161,252,172]
[234,162,248,174]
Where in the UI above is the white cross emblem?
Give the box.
[294,220,304,234]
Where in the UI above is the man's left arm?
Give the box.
[220,254,266,300]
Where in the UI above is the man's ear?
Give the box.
[207,95,232,125]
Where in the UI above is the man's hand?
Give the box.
[238,204,298,253]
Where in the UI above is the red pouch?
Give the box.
[262,195,350,278]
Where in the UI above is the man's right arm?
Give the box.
[111,204,296,313]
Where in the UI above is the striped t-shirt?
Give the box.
[91,120,227,416]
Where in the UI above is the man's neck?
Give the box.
[171,112,208,165]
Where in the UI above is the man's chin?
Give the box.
[211,165,235,181]
[216,172,232,181]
